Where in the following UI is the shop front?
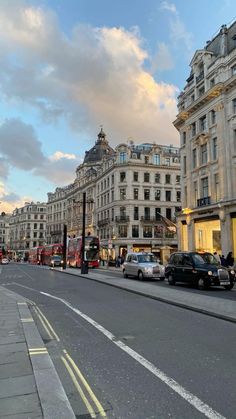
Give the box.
[194,217,221,253]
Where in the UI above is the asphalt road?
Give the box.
[1,263,236,419]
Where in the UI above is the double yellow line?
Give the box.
[25,298,106,418]
[61,350,106,418]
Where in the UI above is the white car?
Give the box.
[123,252,165,280]
[1,258,9,264]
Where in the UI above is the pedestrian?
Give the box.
[213,251,221,263]
[220,255,227,267]
[115,255,121,268]
[226,251,234,267]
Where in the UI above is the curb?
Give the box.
[0,286,76,419]
[55,269,236,324]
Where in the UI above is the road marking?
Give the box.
[29,347,48,355]
[41,291,225,419]
[35,305,60,341]
[32,306,54,340]
[61,355,96,418]
[63,350,107,417]
[21,318,34,322]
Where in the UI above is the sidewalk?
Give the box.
[57,266,236,323]
[0,286,76,419]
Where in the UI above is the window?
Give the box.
[234,129,236,153]
[134,207,139,220]
[191,122,196,137]
[144,156,149,164]
[200,144,208,165]
[212,137,217,160]
[177,191,181,202]
[183,155,186,174]
[132,225,139,238]
[166,191,171,201]
[165,158,170,166]
[211,110,216,125]
[176,175,180,184]
[215,173,220,201]
[112,208,114,221]
[119,152,127,163]
[165,174,171,184]
[155,173,160,183]
[201,177,209,198]
[232,65,236,76]
[210,78,215,88]
[120,188,126,200]
[133,172,138,182]
[155,208,161,220]
[111,190,114,201]
[153,154,160,165]
[40,215,44,220]
[143,226,152,238]
[144,172,150,182]
[155,189,161,201]
[34,214,38,219]
[120,207,126,218]
[133,188,139,200]
[39,223,44,230]
[112,174,114,184]
[144,207,150,220]
[233,98,236,114]
[34,223,37,229]
[118,225,127,238]
[199,115,207,132]
[198,85,205,97]
[144,189,150,200]
[192,148,197,168]
[166,208,171,220]
[33,232,37,238]
[182,132,186,145]
[120,172,126,182]
[194,181,198,206]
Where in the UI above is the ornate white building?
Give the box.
[9,202,47,252]
[47,128,181,262]
[173,22,236,256]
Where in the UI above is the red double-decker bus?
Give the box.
[29,246,44,265]
[67,236,99,268]
[42,243,63,266]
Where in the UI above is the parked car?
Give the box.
[50,255,63,267]
[123,252,165,280]
[165,251,235,290]
[1,258,9,265]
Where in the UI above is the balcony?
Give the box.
[141,216,162,223]
[97,218,110,227]
[115,216,130,223]
[197,196,211,207]
[196,71,204,84]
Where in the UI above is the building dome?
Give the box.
[83,128,115,164]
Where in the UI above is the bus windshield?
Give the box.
[85,237,99,261]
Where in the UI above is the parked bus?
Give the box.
[28,246,44,265]
[42,243,63,266]
[67,236,100,268]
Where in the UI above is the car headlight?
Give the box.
[144,267,152,273]
[208,271,213,276]
[61,260,63,264]
[230,270,235,275]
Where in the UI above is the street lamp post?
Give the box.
[81,192,88,274]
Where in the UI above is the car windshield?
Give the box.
[192,254,205,265]
[200,253,219,265]
[52,256,62,261]
[137,254,158,263]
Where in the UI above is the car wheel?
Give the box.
[159,277,165,281]
[138,270,144,281]
[123,270,128,278]
[224,283,234,290]
[198,278,209,290]
[168,275,175,285]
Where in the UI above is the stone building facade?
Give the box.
[173,22,236,257]
[9,202,47,253]
[48,128,181,263]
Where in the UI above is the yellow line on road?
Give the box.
[32,307,54,340]
[63,350,107,417]
[61,355,96,418]
[21,318,34,322]
[35,306,60,341]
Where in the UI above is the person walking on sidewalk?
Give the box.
[226,251,234,267]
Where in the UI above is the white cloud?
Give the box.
[0,181,32,213]
[160,1,177,14]
[0,118,78,185]
[151,42,174,73]
[50,151,76,161]
[0,1,179,146]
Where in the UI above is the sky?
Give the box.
[0,0,235,212]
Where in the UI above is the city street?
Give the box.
[0,263,236,418]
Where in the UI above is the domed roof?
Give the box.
[83,128,115,164]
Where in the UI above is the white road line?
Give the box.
[40,291,225,419]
